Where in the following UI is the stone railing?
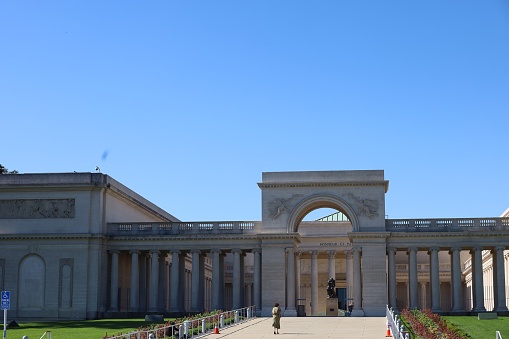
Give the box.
[106,221,260,236]
[386,218,509,232]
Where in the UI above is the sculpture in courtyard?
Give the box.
[327,277,336,298]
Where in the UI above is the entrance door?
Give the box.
[336,288,347,310]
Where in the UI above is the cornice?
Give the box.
[0,234,105,240]
[258,180,389,192]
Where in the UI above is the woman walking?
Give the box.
[272,302,282,334]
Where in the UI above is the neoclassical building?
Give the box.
[0,170,507,319]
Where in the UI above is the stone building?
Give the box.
[0,170,507,319]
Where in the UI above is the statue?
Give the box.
[327,277,336,298]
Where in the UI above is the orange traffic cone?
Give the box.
[214,324,220,334]
[385,323,391,337]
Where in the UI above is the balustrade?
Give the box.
[107,221,260,235]
[386,218,509,232]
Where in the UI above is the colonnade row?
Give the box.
[387,246,509,313]
[108,249,262,313]
[109,247,365,316]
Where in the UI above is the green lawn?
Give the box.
[443,316,509,339]
[5,318,168,339]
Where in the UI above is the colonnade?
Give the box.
[387,246,509,313]
[108,249,262,314]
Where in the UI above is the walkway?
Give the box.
[208,317,389,339]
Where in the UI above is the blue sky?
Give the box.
[1,1,508,221]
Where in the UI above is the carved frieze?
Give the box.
[0,199,75,219]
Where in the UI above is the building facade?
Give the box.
[0,170,507,319]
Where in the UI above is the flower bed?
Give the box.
[401,309,469,339]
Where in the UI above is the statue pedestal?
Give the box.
[326,298,338,316]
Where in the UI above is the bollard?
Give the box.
[202,319,206,334]
[148,334,154,339]
[179,324,184,339]
[234,310,239,323]
[220,314,224,328]
[247,308,251,319]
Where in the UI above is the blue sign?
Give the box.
[1,291,10,310]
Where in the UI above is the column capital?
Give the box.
[327,250,337,259]
[449,247,461,253]
[109,249,120,255]
[190,249,201,255]
[232,248,243,255]
[352,246,362,253]
[129,250,140,255]
[251,248,261,254]
[493,245,506,252]
[407,247,418,253]
[210,249,222,255]
[286,247,295,254]
[309,250,319,258]
[428,247,439,254]
[470,246,483,253]
[344,250,353,259]
[295,251,302,258]
[150,250,160,256]
[170,249,181,255]
[387,247,397,254]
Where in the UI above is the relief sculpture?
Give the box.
[347,193,379,219]
[0,199,75,219]
[269,194,302,219]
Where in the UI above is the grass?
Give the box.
[443,316,509,339]
[5,318,168,339]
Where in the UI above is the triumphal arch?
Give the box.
[0,170,508,319]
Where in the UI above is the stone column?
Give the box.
[296,251,302,301]
[191,249,202,312]
[472,246,486,312]
[408,247,419,310]
[149,250,160,312]
[352,247,363,315]
[310,250,319,316]
[345,250,353,303]
[232,249,242,309]
[211,249,222,310]
[198,253,205,311]
[109,250,119,312]
[493,246,508,311]
[327,251,336,281]
[219,251,225,310]
[158,253,167,311]
[429,247,441,312]
[285,248,297,316]
[387,248,397,311]
[253,249,261,315]
[169,250,181,312]
[129,250,140,311]
[139,254,147,310]
[450,247,463,311]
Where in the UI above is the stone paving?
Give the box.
[206,317,390,339]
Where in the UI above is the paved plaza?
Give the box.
[208,317,389,339]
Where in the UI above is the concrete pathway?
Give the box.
[207,317,390,339]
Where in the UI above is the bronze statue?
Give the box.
[327,277,336,298]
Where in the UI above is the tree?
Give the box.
[0,164,18,174]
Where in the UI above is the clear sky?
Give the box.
[1,1,508,222]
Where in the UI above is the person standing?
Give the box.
[272,302,282,334]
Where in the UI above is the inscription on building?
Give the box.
[0,199,75,219]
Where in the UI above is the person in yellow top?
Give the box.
[272,302,282,334]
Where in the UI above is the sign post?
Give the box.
[1,291,10,339]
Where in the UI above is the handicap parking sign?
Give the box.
[1,291,10,310]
